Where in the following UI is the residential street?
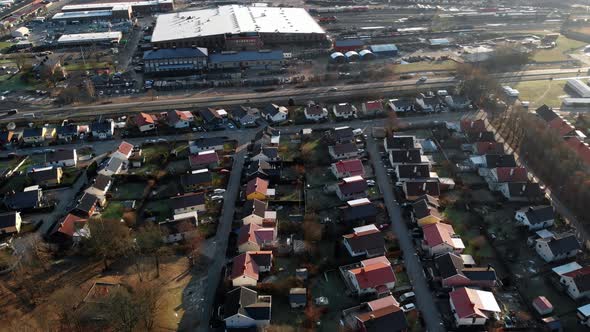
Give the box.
[366,138,444,332]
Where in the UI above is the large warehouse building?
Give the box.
[60,0,173,14]
[150,5,327,50]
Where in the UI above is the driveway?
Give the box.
[366,138,444,332]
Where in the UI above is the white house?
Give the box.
[559,265,590,300]
[344,256,396,296]
[170,193,206,215]
[515,206,555,231]
[135,112,156,132]
[168,110,194,128]
[450,287,500,326]
[231,251,273,287]
[159,215,198,244]
[304,104,328,121]
[422,223,465,257]
[242,199,277,226]
[188,137,225,154]
[224,287,271,329]
[98,157,124,176]
[91,121,115,139]
[262,104,288,123]
[333,103,357,119]
[44,149,77,167]
[535,233,581,262]
[329,143,359,160]
[578,304,590,328]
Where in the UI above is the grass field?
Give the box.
[0,42,13,52]
[63,62,112,71]
[394,60,457,74]
[532,36,586,62]
[513,80,567,108]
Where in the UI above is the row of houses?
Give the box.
[388,91,472,114]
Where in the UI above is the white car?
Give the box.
[213,189,226,194]
[399,291,415,302]
[401,303,416,312]
[211,195,224,200]
[418,76,427,82]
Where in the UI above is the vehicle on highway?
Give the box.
[417,76,428,83]
[329,87,339,91]
[7,109,18,115]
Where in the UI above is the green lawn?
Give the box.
[63,62,112,71]
[101,201,125,220]
[513,80,567,108]
[0,42,13,52]
[61,168,82,186]
[112,181,147,200]
[0,72,36,91]
[532,36,586,62]
[394,60,457,74]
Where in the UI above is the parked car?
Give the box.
[399,292,415,302]
[401,303,416,312]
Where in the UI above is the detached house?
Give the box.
[422,222,465,257]
[44,149,77,167]
[170,192,206,214]
[231,251,273,287]
[389,148,423,166]
[181,169,213,191]
[229,106,260,127]
[90,120,115,139]
[535,232,580,262]
[244,160,281,182]
[250,145,280,163]
[224,287,271,329]
[472,142,504,155]
[56,124,79,141]
[135,112,156,132]
[349,296,408,332]
[559,265,590,300]
[499,182,543,202]
[333,103,357,119]
[395,163,431,180]
[29,167,63,187]
[336,176,368,201]
[344,256,396,296]
[85,174,112,198]
[384,135,418,151]
[343,224,385,258]
[340,198,377,224]
[0,211,22,235]
[73,193,101,217]
[242,199,276,226]
[435,253,497,288]
[261,104,288,123]
[331,159,365,179]
[329,143,359,160]
[402,180,440,201]
[4,187,43,210]
[199,108,226,126]
[332,126,355,143]
[361,100,384,115]
[449,287,501,326]
[515,206,555,231]
[98,157,124,176]
[304,104,328,121]
[159,215,198,244]
[467,131,496,142]
[188,137,225,154]
[237,223,277,252]
[488,167,528,190]
[411,195,442,226]
[189,150,220,169]
[167,110,194,128]
[245,177,271,201]
[23,127,47,144]
[112,141,134,161]
[54,213,88,243]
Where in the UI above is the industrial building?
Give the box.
[57,31,123,46]
[60,0,173,14]
[150,5,326,49]
[333,39,364,52]
[368,44,398,57]
[565,79,590,98]
[358,49,375,60]
[52,8,131,22]
[143,47,208,74]
[561,98,590,112]
[208,50,284,70]
[330,52,345,63]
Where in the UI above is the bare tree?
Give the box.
[104,288,140,332]
[134,281,163,331]
[49,285,85,331]
[135,223,166,278]
[83,219,133,271]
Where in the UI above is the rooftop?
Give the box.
[57,32,122,43]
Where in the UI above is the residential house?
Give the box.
[244,160,281,181]
[289,288,307,309]
[56,124,79,141]
[224,287,272,329]
[559,265,590,300]
[532,296,554,316]
[422,222,465,257]
[181,169,213,191]
[199,108,225,126]
[167,110,194,128]
[333,103,357,119]
[90,120,115,139]
[54,213,88,242]
[112,141,134,161]
[384,135,418,151]
[344,256,396,296]
[467,131,496,142]
[0,211,22,235]
[499,182,543,202]
[170,192,206,215]
[361,100,384,116]
[242,199,277,226]
[189,150,220,169]
[488,167,528,190]
[535,233,581,262]
[245,177,271,201]
[331,159,365,179]
[98,157,124,176]
[304,104,328,121]
[73,193,100,217]
[135,112,156,132]
[460,119,487,134]
[231,251,273,287]
[229,106,260,127]
[347,296,408,332]
[515,206,555,231]
[336,176,368,201]
[22,127,47,144]
[340,198,378,224]
[237,223,277,252]
[471,154,517,170]
[389,148,423,166]
[435,253,497,288]
[159,215,198,243]
[415,94,445,113]
[449,287,501,326]
[343,224,385,258]
[250,145,280,163]
[0,131,17,146]
[329,143,359,160]
[579,304,590,328]
[388,98,416,113]
[44,149,77,167]
[402,180,441,201]
[188,137,225,154]
[395,163,431,180]
[85,174,112,198]
[4,187,43,210]
[411,195,442,226]
[472,142,504,155]
[29,167,63,187]
[261,104,288,123]
[332,126,355,143]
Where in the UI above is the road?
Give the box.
[1,66,588,122]
[366,138,444,332]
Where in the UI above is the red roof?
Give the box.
[349,256,396,290]
[565,137,590,166]
[548,117,575,137]
[423,222,455,247]
[135,112,156,126]
[450,287,500,319]
[494,167,528,182]
[230,251,272,280]
[237,223,276,247]
[246,177,269,196]
[57,213,88,237]
[474,142,504,155]
[334,159,365,176]
[532,296,553,313]
[189,151,219,166]
[364,100,383,111]
[460,119,486,133]
[563,265,590,278]
[117,141,134,157]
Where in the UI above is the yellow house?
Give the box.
[245,177,269,201]
[44,127,57,140]
[411,195,443,226]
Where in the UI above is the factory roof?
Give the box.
[151,5,325,43]
[61,0,171,11]
[209,50,283,63]
[369,44,398,52]
[52,10,113,20]
[143,47,208,60]
[57,31,122,43]
[429,38,450,46]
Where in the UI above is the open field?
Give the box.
[532,36,586,62]
[394,60,457,74]
[513,80,567,108]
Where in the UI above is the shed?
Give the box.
[358,49,375,60]
[289,288,307,309]
[533,296,554,315]
[369,43,398,57]
[330,51,345,63]
[429,38,450,47]
[345,51,360,62]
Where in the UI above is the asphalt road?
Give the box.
[366,137,444,332]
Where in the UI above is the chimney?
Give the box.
[422,183,427,191]
[510,168,514,176]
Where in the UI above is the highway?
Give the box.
[0,67,587,122]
